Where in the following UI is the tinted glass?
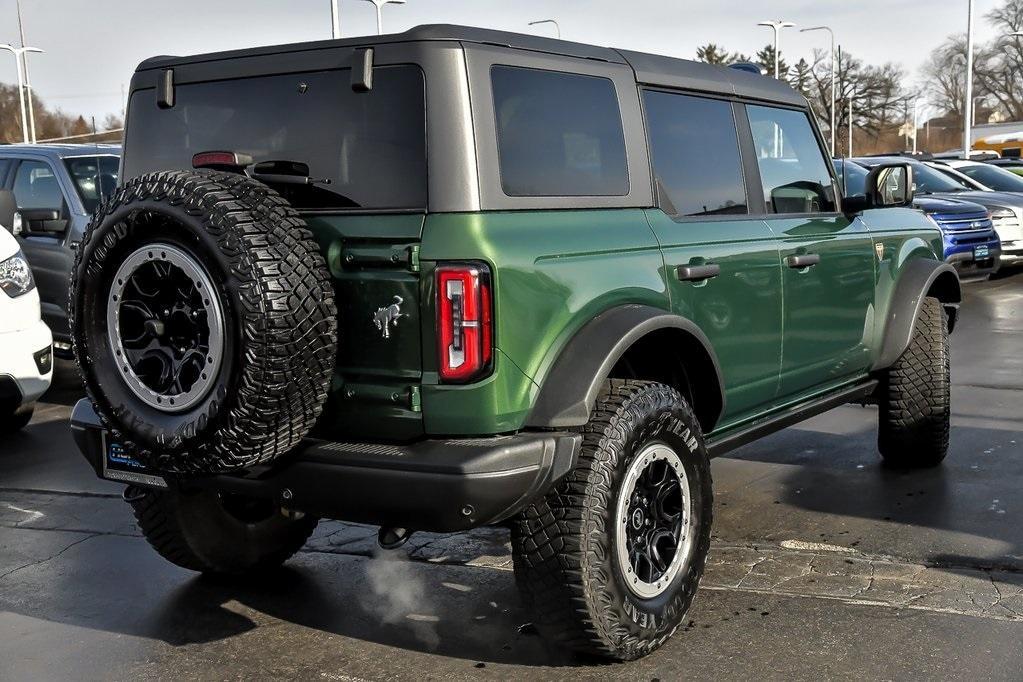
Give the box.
[747,105,835,213]
[644,91,746,217]
[491,66,628,196]
[0,159,10,185]
[933,166,974,189]
[13,160,64,210]
[124,66,426,210]
[898,162,964,194]
[959,164,1023,192]
[64,156,120,214]
[832,159,869,196]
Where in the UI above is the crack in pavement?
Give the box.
[0,533,102,583]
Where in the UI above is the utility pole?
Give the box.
[330,0,341,38]
[964,0,976,159]
[801,26,836,155]
[848,96,854,158]
[758,20,796,79]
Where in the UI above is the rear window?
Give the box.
[123,65,426,211]
[491,66,628,197]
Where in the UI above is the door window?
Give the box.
[13,160,64,211]
[491,65,628,197]
[643,90,747,217]
[746,105,836,214]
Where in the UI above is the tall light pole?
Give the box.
[913,100,923,154]
[0,44,43,144]
[528,19,561,39]
[330,0,341,38]
[15,0,39,143]
[758,20,796,79]
[801,26,835,155]
[963,0,976,159]
[361,0,405,35]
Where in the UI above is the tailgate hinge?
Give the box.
[408,245,421,272]
[409,385,422,412]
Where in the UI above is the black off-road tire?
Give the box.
[878,296,950,467]
[70,171,337,475]
[511,379,713,661]
[127,486,318,575]
[0,405,33,434]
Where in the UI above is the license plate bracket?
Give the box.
[102,433,167,488]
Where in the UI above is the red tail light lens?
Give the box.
[437,263,494,383]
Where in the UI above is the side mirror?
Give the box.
[865,163,914,208]
[19,208,66,235]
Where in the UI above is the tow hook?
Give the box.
[378,526,414,550]
[122,485,148,504]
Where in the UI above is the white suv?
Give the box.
[0,227,53,432]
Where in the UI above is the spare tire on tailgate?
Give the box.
[70,170,337,475]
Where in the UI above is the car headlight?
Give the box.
[0,251,35,298]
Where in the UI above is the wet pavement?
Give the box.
[1,273,1022,681]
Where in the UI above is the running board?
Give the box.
[706,380,878,458]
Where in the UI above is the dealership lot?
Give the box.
[1,274,1021,681]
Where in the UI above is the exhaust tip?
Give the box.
[377,526,413,550]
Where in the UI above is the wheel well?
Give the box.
[608,328,723,434]
[926,270,962,332]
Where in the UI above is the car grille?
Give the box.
[931,211,995,234]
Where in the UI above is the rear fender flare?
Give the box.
[525,305,725,429]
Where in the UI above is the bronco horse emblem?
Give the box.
[373,296,405,339]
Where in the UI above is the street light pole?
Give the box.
[528,19,561,39]
[360,0,406,35]
[913,100,922,154]
[964,0,976,159]
[0,44,43,144]
[15,0,38,143]
[801,26,835,155]
[758,20,796,79]
[848,96,854,158]
[330,0,341,38]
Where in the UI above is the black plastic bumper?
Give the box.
[70,399,580,532]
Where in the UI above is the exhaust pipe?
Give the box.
[377,526,413,550]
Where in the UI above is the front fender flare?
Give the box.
[524,304,725,429]
[873,259,961,371]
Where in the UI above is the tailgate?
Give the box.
[306,213,426,440]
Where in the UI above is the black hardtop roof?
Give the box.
[137,24,804,107]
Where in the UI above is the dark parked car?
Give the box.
[0,145,120,356]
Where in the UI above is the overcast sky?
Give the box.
[0,0,1011,127]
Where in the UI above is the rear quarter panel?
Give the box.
[419,209,667,434]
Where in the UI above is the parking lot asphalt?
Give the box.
[1,273,1022,681]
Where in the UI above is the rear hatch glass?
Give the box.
[122,65,427,211]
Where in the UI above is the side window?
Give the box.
[13,160,65,211]
[643,90,747,217]
[491,65,629,197]
[746,105,836,214]
[0,159,11,186]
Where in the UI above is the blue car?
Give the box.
[836,158,1000,280]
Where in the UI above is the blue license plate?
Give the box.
[103,438,167,488]
[974,245,990,260]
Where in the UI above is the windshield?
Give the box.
[958,164,1023,192]
[832,159,869,196]
[901,162,965,194]
[123,66,427,211]
[64,156,119,214]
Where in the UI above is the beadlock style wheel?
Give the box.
[614,442,696,599]
[106,243,225,414]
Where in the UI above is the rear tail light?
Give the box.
[437,263,493,383]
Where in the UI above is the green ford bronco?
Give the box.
[69,25,960,660]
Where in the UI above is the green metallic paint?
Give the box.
[645,210,783,427]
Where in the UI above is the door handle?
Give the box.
[676,263,721,282]
[785,253,821,269]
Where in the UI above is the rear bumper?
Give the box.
[70,399,580,532]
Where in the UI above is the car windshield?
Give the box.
[958,164,1023,192]
[901,162,965,194]
[64,156,119,214]
[832,159,869,196]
